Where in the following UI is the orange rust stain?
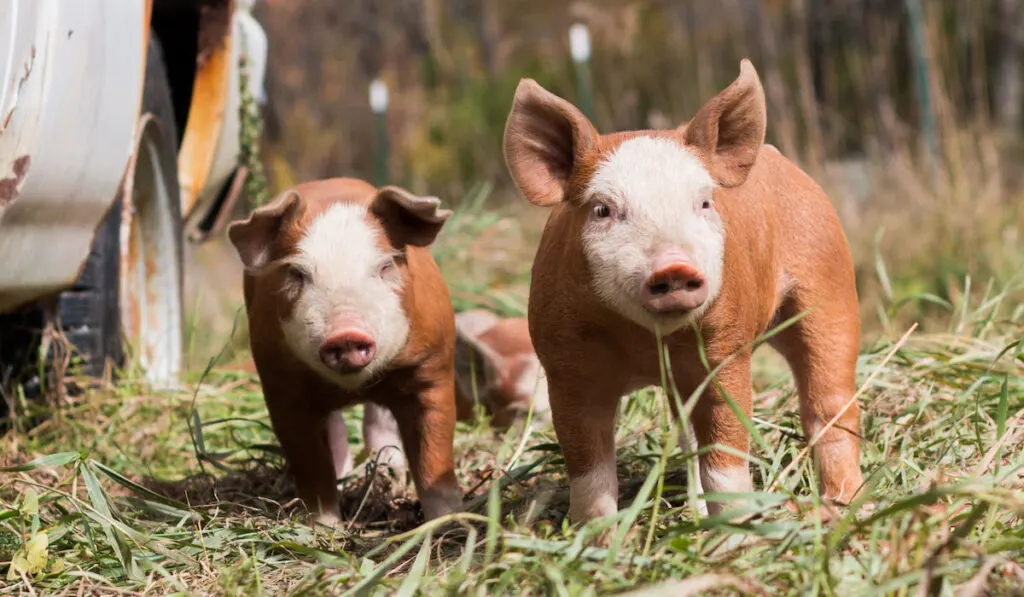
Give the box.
[123,207,142,344]
[178,24,233,220]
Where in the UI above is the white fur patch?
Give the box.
[514,356,551,419]
[281,203,410,389]
[419,483,464,520]
[569,460,619,522]
[700,464,752,516]
[582,136,724,334]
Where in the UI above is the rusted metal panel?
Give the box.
[0,0,147,313]
[179,0,268,236]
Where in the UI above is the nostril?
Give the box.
[648,282,671,296]
[350,342,373,358]
[685,279,703,291]
[320,346,342,366]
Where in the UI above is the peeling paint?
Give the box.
[0,155,31,205]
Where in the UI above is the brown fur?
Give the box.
[228,177,462,523]
[453,312,546,429]
[503,60,863,523]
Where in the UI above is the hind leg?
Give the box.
[770,306,864,505]
[327,410,354,480]
[362,402,408,472]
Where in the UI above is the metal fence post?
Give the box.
[904,0,938,184]
[369,78,389,187]
[569,23,596,122]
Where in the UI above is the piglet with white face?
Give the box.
[503,60,864,531]
[228,177,463,526]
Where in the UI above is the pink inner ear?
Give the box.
[371,187,453,248]
[682,62,766,188]
[504,79,598,207]
[228,190,303,269]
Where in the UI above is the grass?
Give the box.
[2,196,1023,596]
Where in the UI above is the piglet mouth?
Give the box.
[319,329,377,374]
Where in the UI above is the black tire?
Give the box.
[0,32,183,402]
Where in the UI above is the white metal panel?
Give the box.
[0,0,145,312]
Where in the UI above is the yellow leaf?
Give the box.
[6,531,49,580]
[25,531,48,574]
[20,489,38,518]
[6,551,27,580]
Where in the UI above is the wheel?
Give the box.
[0,31,184,397]
[109,32,185,386]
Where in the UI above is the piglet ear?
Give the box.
[227,190,304,271]
[370,185,454,248]
[681,59,767,188]
[503,79,598,207]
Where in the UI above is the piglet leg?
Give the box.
[689,354,755,516]
[388,381,463,520]
[327,410,354,480]
[548,374,621,525]
[362,402,408,473]
[267,400,341,526]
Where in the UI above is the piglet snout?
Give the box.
[319,330,376,373]
[642,253,708,314]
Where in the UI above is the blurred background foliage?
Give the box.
[238,0,1023,337]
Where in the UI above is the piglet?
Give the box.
[227,177,463,525]
[502,60,864,523]
[453,309,550,429]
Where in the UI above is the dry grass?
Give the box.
[2,187,1023,595]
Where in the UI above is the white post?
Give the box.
[369,79,389,185]
[568,23,595,121]
[568,23,592,64]
[369,78,389,114]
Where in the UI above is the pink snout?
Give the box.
[642,253,709,314]
[319,330,376,374]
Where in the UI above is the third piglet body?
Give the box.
[228,177,462,525]
[453,309,550,429]
[502,60,864,523]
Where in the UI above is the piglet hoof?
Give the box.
[586,522,617,549]
[419,485,464,522]
[784,498,866,524]
[313,510,342,529]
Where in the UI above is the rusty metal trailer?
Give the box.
[0,0,268,394]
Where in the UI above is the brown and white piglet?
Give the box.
[227,177,463,525]
[503,60,864,524]
[453,309,550,430]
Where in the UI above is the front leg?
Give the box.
[688,352,755,516]
[266,399,340,525]
[387,380,462,520]
[548,373,622,525]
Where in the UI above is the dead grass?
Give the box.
[2,186,1023,595]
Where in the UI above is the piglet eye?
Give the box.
[593,203,612,219]
[378,259,396,277]
[701,200,711,209]
[289,266,310,285]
